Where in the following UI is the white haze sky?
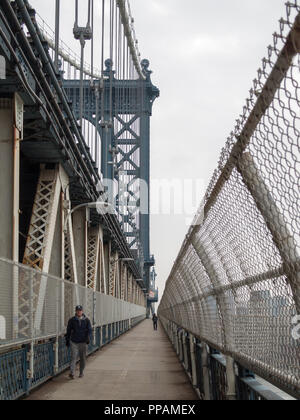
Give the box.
[30,0,286,304]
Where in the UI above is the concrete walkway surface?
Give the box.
[26,319,197,400]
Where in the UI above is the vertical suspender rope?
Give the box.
[116,1,120,184]
[88,0,91,27]
[79,36,85,128]
[100,0,105,123]
[91,0,94,85]
[110,0,115,199]
[75,0,79,27]
[109,0,114,126]
[90,0,98,166]
[115,2,118,142]
[90,0,96,167]
[95,87,99,170]
[100,0,110,181]
[54,0,60,72]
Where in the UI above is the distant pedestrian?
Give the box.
[66,305,92,379]
[152,313,158,331]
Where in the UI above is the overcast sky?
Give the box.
[30,0,286,304]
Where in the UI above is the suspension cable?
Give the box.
[91,0,94,84]
[116,0,145,80]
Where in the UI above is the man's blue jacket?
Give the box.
[66,315,92,344]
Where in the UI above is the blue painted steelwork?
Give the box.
[0,349,27,400]
[58,336,71,371]
[209,352,227,401]
[0,317,146,400]
[185,334,193,376]
[107,324,112,342]
[235,365,275,401]
[31,342,54,389]
[161,319,293,400]
[111,323,115,340]
[102,325,107,346]
[236,376,265,401]
[195,341,205,395]
[95,327,101,348]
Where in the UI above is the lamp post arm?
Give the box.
[63,201,115,233]
[63,203,89,233]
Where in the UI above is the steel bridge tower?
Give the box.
[63,59,159,314]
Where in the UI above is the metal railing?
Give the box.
[0,318,144,400]
[159,2,300,400]
[0,257,146,400]
[0,257,146,349]
[161,318,295,401]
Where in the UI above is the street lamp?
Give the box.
[63,201,115,232]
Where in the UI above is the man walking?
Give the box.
[66,305,92,379]
[152,313,158,331]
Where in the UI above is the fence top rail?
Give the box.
[239,378,286,401]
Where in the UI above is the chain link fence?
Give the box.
[0,257,146,349]
[159,2,300,398]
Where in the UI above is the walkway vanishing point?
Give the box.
[25,320,197,401]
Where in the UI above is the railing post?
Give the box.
[27,271,34,390]
[201,344,211,401]
[175,327,180,355]
[54,338,59,374]
[174,325,177,351]
[178,330,183,361]
[27,342,34,390]
[93,291,96,330]
[92,326,96,348]
[182,331,189,370]
[189,333,198,387]
[172,323,176,348]
[226,356,237,400]
[236,363,256,400]
[54,278,59,374]
[103,326,106,345]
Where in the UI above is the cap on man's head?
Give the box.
[76,305,83,311]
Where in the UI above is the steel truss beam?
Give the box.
[21,166,61,335]
[87,227,101,291]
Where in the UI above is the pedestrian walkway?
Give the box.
[26,320,197,400]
